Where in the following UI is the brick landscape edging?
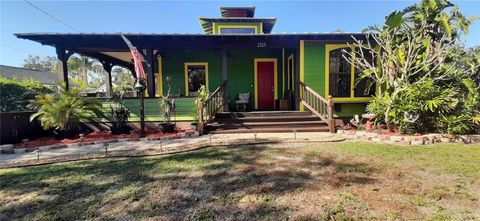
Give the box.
[337,130,480,145]
[0,131,197,155]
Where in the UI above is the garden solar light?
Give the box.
[293,129,297,140]
[253,130,257,141]
[34,150,40,161]
[103,142,109,155]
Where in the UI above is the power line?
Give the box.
[0,43,38,55]
[23,0,80,32]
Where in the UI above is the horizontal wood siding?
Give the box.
[303,42,326,97]
[302,41,366,117]
[100,98,195,121]
[162,49,222,96]
[227,49,283,110]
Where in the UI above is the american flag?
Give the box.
[120,34,146,80]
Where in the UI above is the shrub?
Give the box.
[0,77,53,112]
[29,84,105,133]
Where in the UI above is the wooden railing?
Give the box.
[299,81,335,133]
[198,81,227,135]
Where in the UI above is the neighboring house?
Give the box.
[15,6,375,132]
[0,65,61,92]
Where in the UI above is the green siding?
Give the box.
[227,49,283,110]
[302,41,366,117]
[101,98,195,121]
[333,104,367,118]
[161,49,222,96]
[160,48,283,111]
[303,42,326,97]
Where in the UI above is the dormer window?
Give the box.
[220,27,256,34]
[198,6,276,34]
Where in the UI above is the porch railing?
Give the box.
[299,81,335,133]
[198,80,227,135]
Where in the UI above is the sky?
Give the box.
[1,0,479,67]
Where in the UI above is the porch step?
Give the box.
[206,111,329,134]
[207,126,330,134]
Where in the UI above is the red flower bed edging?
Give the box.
[0,130,198,154]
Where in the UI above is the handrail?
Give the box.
[198,81,227,135]
[299,81,335,133]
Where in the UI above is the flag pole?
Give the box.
[121,33,146,138]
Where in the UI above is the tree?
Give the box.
[112,66,135,92]
[402,0,475,40]
[23,55,57,72]
[67,55,106,90]
[346,20,451,131]
[346,0,479,134]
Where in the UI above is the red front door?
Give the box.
[257,61,275,110]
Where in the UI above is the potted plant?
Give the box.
[107,91,131,134]
[29,84,105,139]
[159,76,175,133]
[192,85,208,130]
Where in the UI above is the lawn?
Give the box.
[1,142,479,220]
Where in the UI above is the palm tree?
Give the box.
[68,55,96,88]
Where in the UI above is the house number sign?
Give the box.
[257,42,267,48]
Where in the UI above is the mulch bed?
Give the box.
[13,129,187,149]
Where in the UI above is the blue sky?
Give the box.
[1,0,479,67]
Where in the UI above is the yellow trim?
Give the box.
[259,22,263,34]
[212,22,216,34]
[325,44,375,102]
[254,58,278,109]
[216,24,260,34]
[287,53,294,90]
[184,62,209,96]
[282,48,285,95]
[155,56,163,97]
[300,40,305,111]
[333,97,373,103]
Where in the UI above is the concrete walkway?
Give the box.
[0,132,343,165]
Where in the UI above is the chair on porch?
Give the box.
[235,93,251,111]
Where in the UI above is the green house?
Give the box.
[16,6,374,132]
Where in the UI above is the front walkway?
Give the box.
[0,132,344,166]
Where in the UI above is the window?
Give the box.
[219,28,256,34]
[184,63,208,96]
[329,48,351,97]
[326,45,375,101]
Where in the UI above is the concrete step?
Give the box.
[209,120,326,129]
[215,111,312,119]
[215,115,321,123]
[207,126,330,134]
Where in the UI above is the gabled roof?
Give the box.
[0,65,60,85]
[198,17,277,34]
[220,6,255,18]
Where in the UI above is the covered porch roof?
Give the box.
[15,32,368,67]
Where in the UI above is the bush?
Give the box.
[0,77,53,112]
[29,84,105,136]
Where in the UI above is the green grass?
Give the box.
[328,142,480,177]
[0,142,478,220]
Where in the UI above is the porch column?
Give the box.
[295,48,301,110]
[55,47,71,90]
[146,49,156,98]
[222,49,228,111]
[101,61,113,96]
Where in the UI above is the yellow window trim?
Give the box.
[157,57,163,96]
[254,58,278,109]
[325,44,375,102]
[287,53,294,91]
[300,40,304,111]
[216,24,260,34]
[184,62,209,97]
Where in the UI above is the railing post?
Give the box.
[327,95,335,133]
[198,102,205,135]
